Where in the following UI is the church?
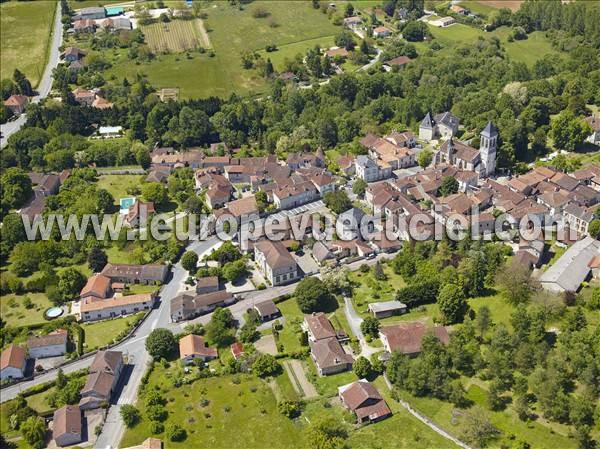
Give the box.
[431,121,498,177]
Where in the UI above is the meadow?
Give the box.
[0,0,57,85]
[103,1,341,98]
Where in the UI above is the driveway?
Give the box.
[344,297,380,359]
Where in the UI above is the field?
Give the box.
[0,0,57,86]
[418,23,559,67]
[349,263,407,318]
[142,19,210,53]
[0,292,54,329]
[102,1,341,98]
[259,35,336,72]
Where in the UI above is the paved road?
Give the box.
[0,2,63,149]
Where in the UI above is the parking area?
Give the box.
[293,250,320,276]
[269,199,326,222]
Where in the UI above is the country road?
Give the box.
[0,1,63,149]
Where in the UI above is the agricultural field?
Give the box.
[0,0,57,85]
[142,19,210,53]
[102,1,341,98]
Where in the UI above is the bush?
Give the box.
[166,423,187,442]
[146,405,168,422]
[278,400,302,419]
[150,421,164,435]
[120,404,140,428]
[252,354,282,377]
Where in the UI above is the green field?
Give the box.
[258,35,336,71]
[0,1,57,86]
[100,1,341,98]
[349,263,407,318]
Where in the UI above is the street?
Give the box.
[0,1,63,149]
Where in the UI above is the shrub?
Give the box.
[120,404,140,428]
[166,423,187,442]
[251,6,269,18]
[150,421,164,434]
[278,400,302,419]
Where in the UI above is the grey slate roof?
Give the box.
[420,112,433,129]
[540,236,600,292]
[433,111,459,129]
[481,121,498,137]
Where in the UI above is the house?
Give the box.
[339,380,392,424]
[93,97,114,110]
[254,239,300,286]
[73,19,96,33]
[79,292,155,322]
[53,405,82,447]
[69,60,86,72]
[304,312,337,342]
[343,16,363,30]
[179,334,217,364]
[79,351,123,410]
[19,197,46,222]
[74,6,106,20]
[379,322,450,356]
[273,181,318,210]
[383,55,412,71]
[450,4,468,14]
[419,111,459,141]
[61,47,87,62]
[146,168,171,184]
[253,299,280,322]
[170,290,236,322]
[27,329,68,359]
[325,47,349,58]
[355,155,391,182]
[312,240,335,266]
[585,115,600,145]
[101,263,169,284]
[100,16,132,31]
[279,72,298,83]
[28,173,60,198]
[368,301,407,319]
[540,235,600,293]
[336,207,366,241]
[196,276,220,295]
[564,203,597,236]
[310,337,354,375]
[4,94,28,115]
[124,200,155,227]
[80,274,112,300]
[373,26,393,38]
[72,88,95,106]
[230,342,244,360]
[337,154,356,176]
[0,345,27,380]
[224,195,259,223]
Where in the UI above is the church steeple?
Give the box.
[480,121,498,176]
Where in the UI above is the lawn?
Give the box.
[468,290,514,328]
[0,0,57,86]
[81,312,144,351]
[276,298,305,354]
[458,0,498,17]
[121,368,302,449]
[97,174,144,204]
[0,293,54,329]
[99,1,342,98]
[258,35,336,71]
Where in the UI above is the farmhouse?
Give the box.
[383,55,412,71]
[79,350,123,410]
[339,380,392,424]
[101,263,169,284]
[309,336,354,376]
[179,334,217,364]
[27,329,68,359]
[124,200,155,227]
[61,47,87,62]
[53,405,82,447]
[73,19,96,33]
[0,345,27,380]
[379,322,450,356]
[79,292,155,322]
[373,26,393,38]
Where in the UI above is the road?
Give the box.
[0,2,63,149]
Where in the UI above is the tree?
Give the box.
[146,328,177,359]
[142,182,168,206]
[96,189,114,213]
[373,261,387,280]
[252,353,281,377]
[588,219,600,239]
[0,213,26,261]
[278,400,301,419]
[474,305,492,339]
[222,259,248,282]
[181,251,199,273]
[323,190,352,215]
[56,368,67,389]
[458,406,499,449]
[335,30,356,50]
[20,417,45,449]
[135,146,151,169]
[87,247,108,273]
[352,178,367,197]
[551,110,591,151]
[1,168,33,215]
[353,356,373,379]
[417,149,433,168]
[360,316,380,339]
[402,21,428,42]
[120,404,140,428]
[321,266,350,294]
[344,2,354,17]
[438,176,459,197]
[496,261,537,305]
[438,283,468,324]
[205,308,234,347]
[166,423,187,442]
[57,268,86,303]
[13,69,33,96]
[255,190,269,212]
[306,416,348,449]
[295,277,331,313]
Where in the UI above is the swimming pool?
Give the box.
[45,306,63,319]
[120,197,136,214]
